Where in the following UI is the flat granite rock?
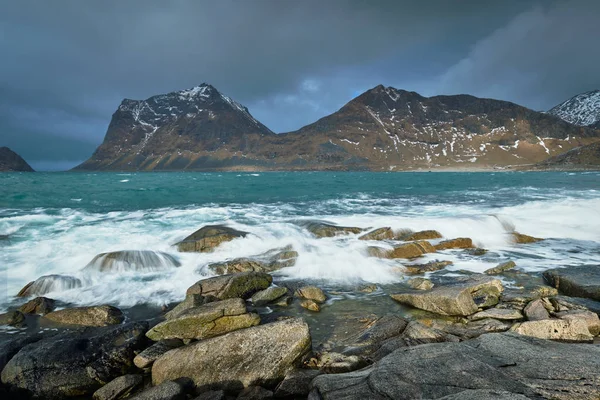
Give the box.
[309,332,600,400]
[544,265,600,301]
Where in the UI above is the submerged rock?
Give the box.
[175,225,248,253]
[309,332,600,399]
[186,272,272,300]
[485,260,516,275]
[301,221,363,238]
[17,274,82,297]
[295,286,327,303]
[1,322,148,399]
[18,296,56,315]
[434,237,474,250]
[399,230,443,241]
[543,265,600,301]
[358,227,394,241]
[146,298,260,341]
[83,250,181,273]
[510,319,593,342]
[391,275,503,316]
[152,318,311,392]
[44,305,125,327]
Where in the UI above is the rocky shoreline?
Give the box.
[2,224,600,399]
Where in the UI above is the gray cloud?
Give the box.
[0,0,596,169]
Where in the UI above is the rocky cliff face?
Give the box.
[548,90,600,127]
[0,147,34,172]
[76,84,600,171]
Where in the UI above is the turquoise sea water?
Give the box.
[1,171,600,310]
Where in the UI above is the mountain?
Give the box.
[547,90,600,127]
[74,84,276,171]
[76,84,600,171]
[534,141,600,170]
[0,147,34,172]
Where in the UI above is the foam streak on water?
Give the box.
[1,171,599,310]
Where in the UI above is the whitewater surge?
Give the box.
[1,172,599,311]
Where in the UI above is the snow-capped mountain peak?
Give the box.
[547,90,600,126]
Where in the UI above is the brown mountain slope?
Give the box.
[0,147,34,172]
[75,84,600,171]
[534,141,600,170]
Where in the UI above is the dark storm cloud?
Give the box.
[0,0,597,170]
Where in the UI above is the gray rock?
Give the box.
[17,274,82,297]
[509,319,593,342]
[523,299,550,321]
[252,287,289,306]
[485,261,516,275]
[152,318,311,392]
[175,225,248,253]
[237,386,273,399]
[543,265,600,300]
[186,272,272,300]
[470,308,523,321]
[129,380,186,400]
[146,298,260,341]
[437,389,531,399]
[274,369,321,399]
[18,296,56,315]
[193,390,226,400]
[84,250,181,273]
[92,374,143,400]
[550,295,600,314]
[436,318,512,340]
[0,334,44,372]
[392,275,502,316]
[165,294,209,320]
[301,221,363,238]
[0,311,25,327]
[44,305,125,327]
[1,322,148,399]
[407,277,434,290]
[309,332,600,399]
[134,339,184,369]
[316,352,367,373]
[403,260,453,275]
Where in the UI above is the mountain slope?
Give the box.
[74,84,276,171]
[76,84,600,171]
[535,141,600,170]
[0,147,34,172]
[548,90,600,127]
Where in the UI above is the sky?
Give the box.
[1,0,599,170]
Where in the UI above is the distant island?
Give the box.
[73,84,600,172]
[0,147,34,172]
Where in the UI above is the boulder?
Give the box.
[391,275,502,316]
[543,265,600,301]
[194,390,226,400]
[366,246,392,258]
[301,221,363,238]
[83,250,181,273]
[315,352,367,373]
[1,322,148,399]
[523,299,550,321]
[152,318,311,392]
[470,308,523,321]
[273,369,321,399]
[512,232,543,244]
[555,310,600,335]
[92,374,143,400]
[549,295,600,314]
[146,298,260,341]
[509,319,593,342]
[295,286,327,303]
[464,248,488,256]
[0,311,25,327]
[0,334,44,372]
[44,305,125,327]
[129,380,187,400]
[208,258,270,275]
[358,227,394,241]
[18,296,56,315]
[165,294,210,320]
[403,260,453,275]
[17,274,82,297]
[434,238,474,250]
[485,261,516,275]
[237,386,273,399]
[186,272,272,300]
[134,339,184,369]
[349,315,409,348]
[251,287,288,306]
[309,332,600,399]
[501,286,558,305]
[407,278,433,290]
[175,225,247,253]
[399,230,442,241]
[388,241,436,259]
[300,299,321,312]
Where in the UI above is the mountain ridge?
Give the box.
[0,147,35,172]
[75,84,600,171]
[547,90,600,127]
